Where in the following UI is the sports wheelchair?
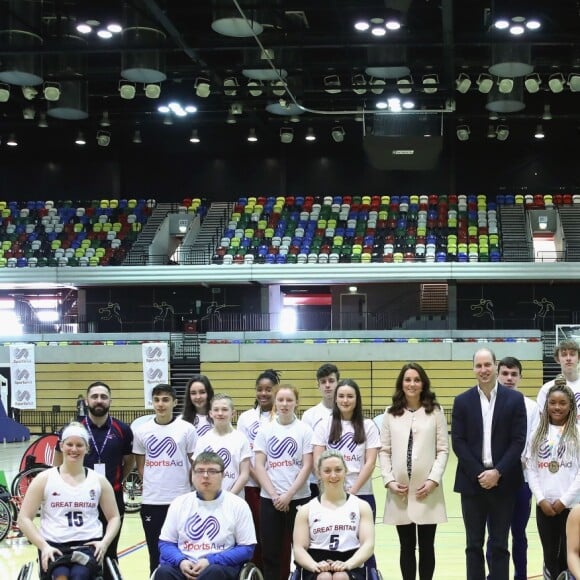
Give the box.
[150,561,264,579]
[289,566,382,579]
[17,554,123,580]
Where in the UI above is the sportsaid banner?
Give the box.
[142,342,169,409]
[9,343,36,409]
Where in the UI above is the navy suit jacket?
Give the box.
[451,383,527,495]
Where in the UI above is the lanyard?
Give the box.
[85,417,113,463]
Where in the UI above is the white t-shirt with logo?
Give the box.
[236,407,272,487]
[313,418,380,495]
[159,491,256,564]
[302,403,333,485]
[133,417,197,504]
[526,423,580,507]
[194,429,251,496]
[253,418,313,500]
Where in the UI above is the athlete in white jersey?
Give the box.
[254,384,314,580]
[235,368,279,570]
[155,451,257,580]
[194,394,251,496]
[181,373,215,436]
[293,450,375,580]
[132,384,198,574]
[302,363,340,495]
[537,339,580,419]
[18,423,120,577]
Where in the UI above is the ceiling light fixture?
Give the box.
[43,82,60,101]
[37,112,48,128]
[163,113,173,125]
[397,76,413,94]
[22,86,37,100]
[477,73,494,94]
[75,131,86,145]
[548,73,565,93]
[496,125,510,141]
[498,77,514,94]
[568,73,580,92]
[118,81,136,100]
[369,77,385,95]
[132,129,142,144]
[352,74,367,95]
[226,113,237,124]
[195,77,211,98]
[487,124,496,139]
[189,129,200,143]
[223,77,238,96]
[76,23,92,34]
[247,80,263,97]
[0,83,9,102]
[6,133,18,147]
[354,20,370,32]
[456,125,470,141]
[97,29,113,39]
[96,131,110,147]
[422,74,439,94]
[524,73,541,93]
[144,83,161,99]
[305,127,316,142]
[534,124,545,139]
[280,127,294,144]
[324,75,341,94]
[247,128,258,142]
[271,79,286,97]
[22,107,35,120]
[331,126,346,143]
[456,73,471,93]
[100,111,111,127]
[106,23,123,34]
[542,104,552,121]
[385,20,401,31]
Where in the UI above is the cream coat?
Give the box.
[379,406,449,525]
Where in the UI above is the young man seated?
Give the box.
[153,451,257,580]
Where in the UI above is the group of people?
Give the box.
[15,341,580,580]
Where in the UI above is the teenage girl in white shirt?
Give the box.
[181,374,214,436]
[527,378,580,580]
[254,384,313,580]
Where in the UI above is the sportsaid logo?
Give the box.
[147,368,163,380]
[205,446,232,469]
[329,432,358,453]
[248,421,260,440]
[194,416,212,436]
[16,369,30,381]
[538,440,566,460]
[144,435,184,468]
[16,390,31,402]
[146,435,177,457]
[185,514,220,541]
[267,436,298,459]
[146,346,163,359]
[13,348,29,360]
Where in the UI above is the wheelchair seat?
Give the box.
[151,561,263,580]
[18,556,122,580]
[289,565,382,580]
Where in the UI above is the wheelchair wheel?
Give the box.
[240,562,264,580]
[16,561,35,580]
[0,497,13,542]
[123,470,142,513]
[11,466,48,498]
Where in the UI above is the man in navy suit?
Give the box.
[452,348,527,580]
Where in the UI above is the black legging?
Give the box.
[536,505,570,580]
[395,523,437,580]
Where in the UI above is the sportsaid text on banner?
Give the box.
[9,343,36,410]
[142,342,169,409]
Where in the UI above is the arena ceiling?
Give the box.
[0,0,579,152]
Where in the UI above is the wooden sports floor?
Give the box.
[0,438,545,579]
